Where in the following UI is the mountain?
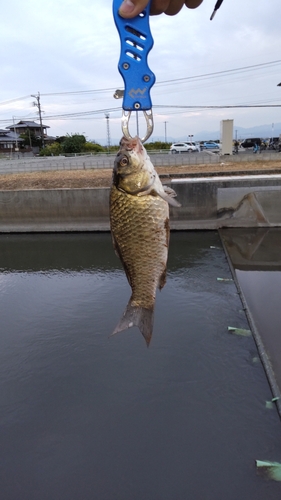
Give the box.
[171,123,281,142]
[94,122,281,145]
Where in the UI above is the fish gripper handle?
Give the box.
[113,0,156,111]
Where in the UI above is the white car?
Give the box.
[170,142,197,153]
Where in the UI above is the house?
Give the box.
[6,120,50,137]
[2,121,56,152]
[0,129,23,152]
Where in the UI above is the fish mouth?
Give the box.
[119,136,143,154]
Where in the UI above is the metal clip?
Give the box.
[113,0,155,142]
[121,109,153,143]
[113,89,124,99]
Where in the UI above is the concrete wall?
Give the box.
[1,151,281,174]
[0,174,281,232]
[169,174,281,229]
[0,188,110,232]
[0,156,115,174]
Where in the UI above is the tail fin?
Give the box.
[111,300,154,346]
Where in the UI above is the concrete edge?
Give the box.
[219,229,281,419]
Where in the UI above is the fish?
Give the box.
[110,136,180,345]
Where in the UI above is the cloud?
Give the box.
[1,0,281,142]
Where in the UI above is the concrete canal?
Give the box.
[0,231,280,500]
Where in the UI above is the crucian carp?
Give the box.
[110,136,180,345]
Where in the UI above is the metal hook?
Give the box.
[121,109,153,143]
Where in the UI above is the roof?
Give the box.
[6,120,49,130]
[0,129,23,142]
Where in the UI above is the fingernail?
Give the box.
[119,0,135,15]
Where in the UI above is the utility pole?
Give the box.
[105,113,111,152]
[12,116,19,151]
[136,111,139,137]
[31,92,45,148]
[28,128,32,148]
[164,121,168,143]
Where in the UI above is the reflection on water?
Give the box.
[220,228,281,270]
[0,232,280,500]
[221,228,281,399]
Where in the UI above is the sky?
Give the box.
[1,0,281,144]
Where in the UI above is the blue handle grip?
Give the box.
[113,0,155,111]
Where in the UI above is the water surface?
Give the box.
[221,227,281,394]
[0,232,280,500]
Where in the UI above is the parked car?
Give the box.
[203,141,220,149]
[240,138,261,149]
[193,142,201,152]
[170,142,197,153]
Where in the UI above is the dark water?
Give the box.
[0,232,280,500]
[221,228,281,398]
[236,271,281,384]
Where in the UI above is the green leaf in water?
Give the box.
[252,356,260,364]
[265,401,274,410]
[228,326,252,337]
[256,460,281,482]
[266,397,280,409]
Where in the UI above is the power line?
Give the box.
[155,60,281,86]
[39,60,281,95]
[44,103,281,120]
[1,59,279,106]
[40,88,116,97]
[154,104,281,109]
[18,103,281,122]
[42,107,121,120]
[1,102,281,125]
[0,95,31,107]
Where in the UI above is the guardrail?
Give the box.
[0,149,173,161]
[0,151,280,175]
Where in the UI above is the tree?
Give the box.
[82,142,105,153]
[39,142,62,156]
[61,134,86,154]
[55,136,67,144]
[20,131,41,148]
[144,141,171,150]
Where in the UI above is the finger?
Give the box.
[119,0,149,18]
[165,0,185,16]
[149,0,171,15]
[185,0,204,9]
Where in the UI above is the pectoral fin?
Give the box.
[160,186,181,207]
[148,185,181,207]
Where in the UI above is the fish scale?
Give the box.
[110,185,169,310]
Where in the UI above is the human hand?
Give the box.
[119,0,204,18]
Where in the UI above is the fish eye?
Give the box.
[120,156,128,167]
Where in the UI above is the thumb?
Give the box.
[119,0,149,18]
